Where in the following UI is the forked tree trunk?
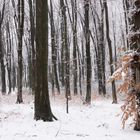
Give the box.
[50,0,60,94]
[104,0,117,103]
[65,0,78,95]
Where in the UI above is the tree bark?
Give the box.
[49,0,60,94]
[0,0,6,94]
[129,0,140,131]
[6,21,12,94]
[104,0,117,103]
[84,0,92,104]
[16,0,24,103]
[35,0,57,121]
[28,0,36,94]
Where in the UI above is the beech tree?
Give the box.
[129,0,140,131]
[104,0,117,103]
[6,21,12,94]
[16,0,24,103]
[49,0,60,94]
[59,0,71,113]
[90,0,106,96]
[84,0,92,104]
[28,0,36,94]
[35,0,57,121]
[0,0,6,94]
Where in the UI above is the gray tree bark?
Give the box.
[16,0,24,103]
[0,0,6,94]
[104,0,117,103]
[84,0,92,104]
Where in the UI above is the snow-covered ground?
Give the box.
[0,94,139,140]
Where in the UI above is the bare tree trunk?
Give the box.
[0,0,6,94]
[90,1,106,96]
[6,21,12,94]
[129,0,140,131]
[112,17,117,70]
[65,0,78,95]
[12,45,16,91]
[123,0,130,49]
[60,0,71,113]
[16,0,24,103]
[35,0,57,121]
[49,0,60,94]
[28,0,36,94]
[0,31,6,94]
[60,0,65,87]
[84,0,92,104]
[104,0,117,103]
[77,45,83,95]
[100,1,106,96]
[71,0,78,95]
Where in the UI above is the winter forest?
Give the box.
[0,0,140,139]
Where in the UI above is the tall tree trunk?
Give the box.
[112,17,117,70]
[12,38,16,91]
[104,0,117,103]
[100,0,106,96]
[123,0,130,49]
[77,45,83,95]
[60,0,70,113]
[60,0,70,98]
[0,31,6,94]
[72,0,78,95]
[28,0,36,94]
[35,0,57,121]
[65,0,78,95]
[6,21,12,94]
[90,0,106,96]
[16,0,24,103]
[129,0,140,131]
[49,0,60,94]
[0,0,6,94]
[60,0,65,87]
[26,44,32,89]
[84,0,92,104]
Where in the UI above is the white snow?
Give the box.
[0,94,140,140]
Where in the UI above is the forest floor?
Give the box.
[0,92,139,140]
